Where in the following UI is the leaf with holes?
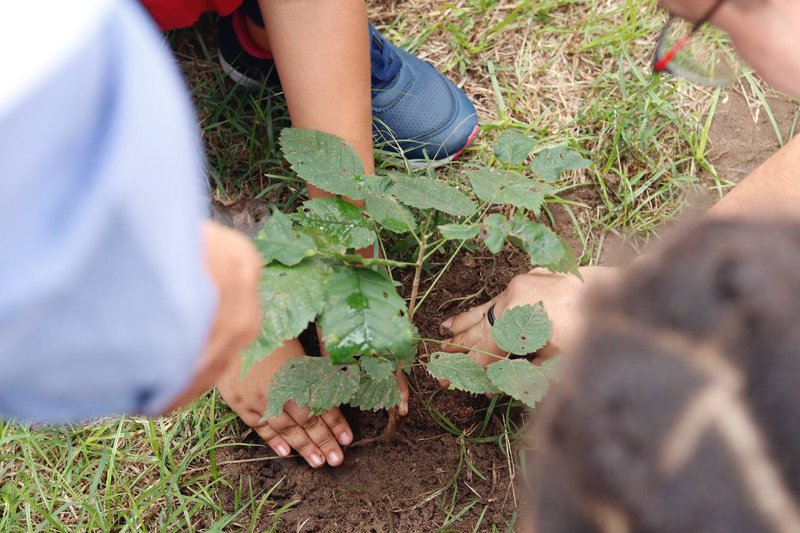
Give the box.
[487,359,550,409]
[392,175,476,216]
[439,224,480,241]
[307,361,361,415]
[263,357,360,419]
[494,130,538,164]
[254,210,316,266]
[426,353,498,395]
[349,376,402,411]
[296,197,375,250]
[360,357,395,382]
[530,146,591,182]
[492,304,552,355]
[466,168,549,216]
[280,128,368,198]
[240,259,329,372]
[364,192,417,233]
[320,266,414,364]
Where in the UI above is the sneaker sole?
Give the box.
[218,50,263,90]
[405,123,480,169]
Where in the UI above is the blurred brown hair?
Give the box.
[529,220,800,533]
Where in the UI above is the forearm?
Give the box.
[259,0,375,196]
[707,134,800,221]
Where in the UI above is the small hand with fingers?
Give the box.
[217,337,409,468]
[216,339,353,467]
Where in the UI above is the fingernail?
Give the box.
[440,318,454,337]
[276,444,290,457]
[339,431,353,446]
[328,450,343,465]
[310,453,325,468]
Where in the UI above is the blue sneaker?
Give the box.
[218,13,479,164]
[369,24,479,164]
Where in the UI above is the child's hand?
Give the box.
[216,339,354,468]
[438,267,616,370]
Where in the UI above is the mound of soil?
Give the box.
[216,251,533,532]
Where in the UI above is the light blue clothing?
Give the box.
[0,0,216,422]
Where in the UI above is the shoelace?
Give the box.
[369,26,402,93]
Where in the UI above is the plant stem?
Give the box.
[383,406,397,439]
[346,406,399,448]
[413,202,494,315]
[407,229,429,322]
[330,253,415,268]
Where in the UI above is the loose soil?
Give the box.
[708,89,797,183]
[216,251,533,532]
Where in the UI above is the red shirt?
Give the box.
[140,0,242,30]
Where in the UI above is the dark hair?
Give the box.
[530,220,800,533]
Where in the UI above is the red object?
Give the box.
[140,0,243,31]
[654,34,691,73]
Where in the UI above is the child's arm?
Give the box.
[257,0,375,182]
[219,0,409,467]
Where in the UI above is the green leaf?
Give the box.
[320,266,415,363]
[254,210,316,266]
[360,357,395,381]
[439,224,480,241]
[365,192,417,233]
[487,359,550,409]
[492,304,552,355]
[263,357,361,419]
[482,214,512,254]
[426,353,498,395]
[511,219,566,266]
[392,175,477,217]
[542,236,583,279]
[296,197,375,250]
[494,130,537,164]
[263,358,314,420]
[530,146,591,182]
[240,260,329,372]
[349,376,402,411]
[308,362,361,415]
[466,168,549,216]
[541,356,565,382]
[280,128,367,198]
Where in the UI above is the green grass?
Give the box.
[3,0,795,530]
[0,395,287,532]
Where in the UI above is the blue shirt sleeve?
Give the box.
[0,0,217,422]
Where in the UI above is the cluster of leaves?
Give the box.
[428,304,561,409]
[247,128,589,421]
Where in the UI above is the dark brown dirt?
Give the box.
[216,252,531,532]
